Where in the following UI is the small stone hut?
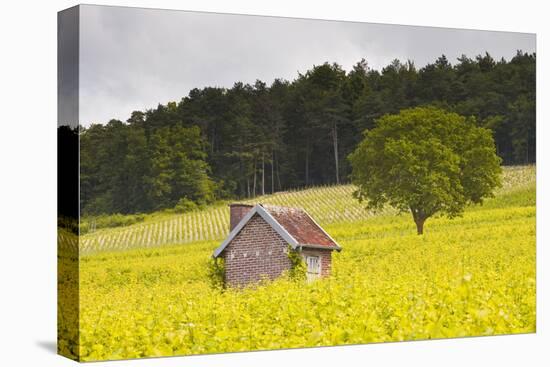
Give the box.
[212,203,342,287]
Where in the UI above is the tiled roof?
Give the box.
[261,205,339,249]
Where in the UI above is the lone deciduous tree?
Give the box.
[349,106,502,234]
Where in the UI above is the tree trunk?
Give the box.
[332,122,340,184]
[411,207,426,235]
[261,153,265,196]
[253,159,257,198]
[276,157,282,191]
[239,153,245,197]
[415,218,425,235]
[271,149,275,194]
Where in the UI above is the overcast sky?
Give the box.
[78,5,535,126]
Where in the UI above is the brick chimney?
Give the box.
[229,204,254,231]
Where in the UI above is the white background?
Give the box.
[0,0,547,366]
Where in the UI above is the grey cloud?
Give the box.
[78,5,535,125]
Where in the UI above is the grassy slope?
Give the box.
[71,166,536,361]
[79,165,535,254]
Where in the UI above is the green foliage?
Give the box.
[287,246,306,280]
[80,122,215,215]
[174,197,198,213]
[79,52,536,217]
[69,172,535,361]
[206,257,225,289]
[349,106,502,234]
[149,125,215,209]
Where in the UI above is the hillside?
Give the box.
[76,165,535,254]
[66,165,537,361]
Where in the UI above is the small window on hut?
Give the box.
[305,255,320,281]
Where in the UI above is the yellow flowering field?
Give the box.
[61,166,536,361]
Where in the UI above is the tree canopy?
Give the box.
[349,106,502,234]
[77,51,534,216]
